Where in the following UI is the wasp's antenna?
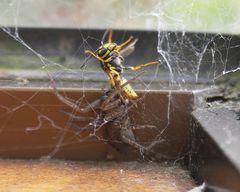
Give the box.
[101,29,112,44]
[108,29,113,43]
[101,29,109,45]
[80,54,93,69]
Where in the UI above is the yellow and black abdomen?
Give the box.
[119,77,138,100]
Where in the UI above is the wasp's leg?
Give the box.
[124,61,160,71]
[107,72,117,87]
[102,72,146,109]
[100,71,123,109]
[116,36,135,51]
[85,50,105,63]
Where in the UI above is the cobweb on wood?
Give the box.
[0,0,239,164]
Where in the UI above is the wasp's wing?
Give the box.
[119,38,138,58]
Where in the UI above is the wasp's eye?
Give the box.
[98,47,108,57]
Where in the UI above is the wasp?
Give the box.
[53,30,162,158]
[85,29,159,101]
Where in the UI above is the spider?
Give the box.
[53,30,163,157]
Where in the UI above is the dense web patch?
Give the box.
[0,0,239,164]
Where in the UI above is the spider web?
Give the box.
[0,0,239,166]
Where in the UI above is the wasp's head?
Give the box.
[102,43,117,51]
[97,42,118,57]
